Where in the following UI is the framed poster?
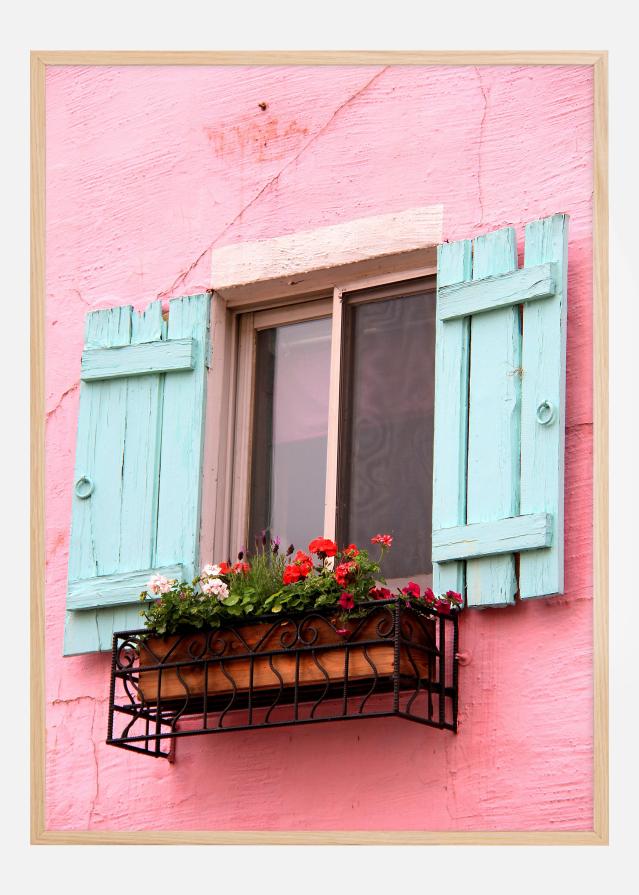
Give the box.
[31,51,608,844]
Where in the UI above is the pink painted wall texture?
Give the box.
[45,65,593,831]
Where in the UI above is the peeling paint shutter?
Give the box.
[64,295,210,654]
[432,215,568,607]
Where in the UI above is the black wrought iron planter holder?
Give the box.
[107,598,459,759]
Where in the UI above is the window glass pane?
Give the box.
[249,317,331,552]
[338,291,436,581]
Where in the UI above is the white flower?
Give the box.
[201,563,222,578]
[201,577,229,601]
[147,573,173,596]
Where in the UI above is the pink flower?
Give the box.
[334,561,357,587]
[371,534,393,548]
[401,581,421,599]
[201,563,222,578]
[147,573,173,596]
[201,577,229,601]
[338,591,355,610]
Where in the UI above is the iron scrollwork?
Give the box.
[107,599,459,759]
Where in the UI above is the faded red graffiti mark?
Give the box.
[204,117,309,162]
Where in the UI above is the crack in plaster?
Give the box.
[474,67,489,226]
[50,695,108,707]
[46,382,79,421]
[87,700,100,829]
[156,66,390,301]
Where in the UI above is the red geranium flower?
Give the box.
[343,543,359,558]
[283,550,314,585]
[231,561,250,575]
[338,591,355,610]
[334,561,357,587]
[435,598,451,615]
[446,589,463,605]
[293,550,314,576]
[422,587,436,604]
[283,564,302,585]
[308,537,338,557]
[219,561,232,575]
[371,534,393,548]
[401,581,421,599]
[369,586,392,601]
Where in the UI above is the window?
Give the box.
[225,274,436,587]
[64,213,569,653]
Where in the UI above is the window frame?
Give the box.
[204,262,437,565]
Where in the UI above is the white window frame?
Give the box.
[199,206,442,565]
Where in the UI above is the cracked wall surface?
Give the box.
[45,64,594,832]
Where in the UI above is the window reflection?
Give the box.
[338,292,436,580]
[249,317,332,552]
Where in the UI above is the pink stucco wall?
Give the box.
[45,64,593,831]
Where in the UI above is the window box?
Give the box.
[108,598,459,759]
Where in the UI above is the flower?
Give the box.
[201,577,229,601]
[371,534,393,548]
[422,587,436,604]
[338,591,355,610]
[334,561,356,587]
[401,581,421,599]
[218,561,232,575]
[446,590,463,605]
[435,598,451,615]
[147,573,173,595]
[293,550,313,573]
[343,543,359,558]
[369,586,392,601]
[283,565,303,585]
[282,551,313,585]
[231,561,250,575]
[201,563,222,578]
[308,537,338,557]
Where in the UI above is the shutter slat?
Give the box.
[81,337,196,381]
[432,513,552,563]
[67,563,185,610]
[432,239,472,597]
[155,295,210,579]
[465,228,520,607]
[519,214,569,597]
[65,307,133,654]
[117,301,164,598]
[437,261,558,321]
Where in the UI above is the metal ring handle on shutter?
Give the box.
[535,401,555,426]
[74,475,94,499]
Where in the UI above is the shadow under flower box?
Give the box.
[107,599,459,758]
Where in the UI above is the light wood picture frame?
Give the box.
[31,50,608,845]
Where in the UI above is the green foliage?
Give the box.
[139,536,462,636]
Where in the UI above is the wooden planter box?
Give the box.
[137,603,436,704]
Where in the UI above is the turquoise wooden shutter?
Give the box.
[432,214,568,607]
[64,294,210,654]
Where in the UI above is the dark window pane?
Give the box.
[249,317,331,552]
[338,292,436,580]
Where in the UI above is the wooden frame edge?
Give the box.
[32,829,608,846]
[30,50,46,846]
[31,50,607,66]
[592,50,609,845]
[31,49,609,846]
